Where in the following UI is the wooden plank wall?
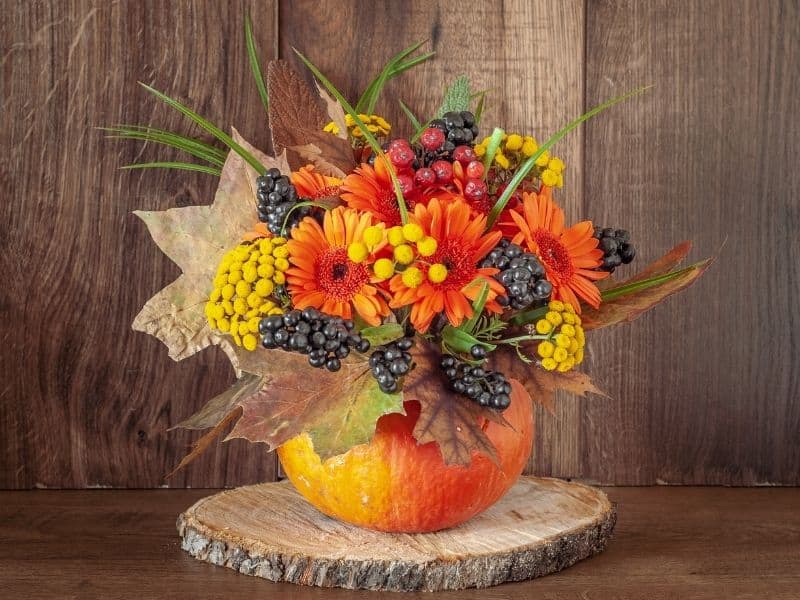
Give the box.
[1,0,797,488]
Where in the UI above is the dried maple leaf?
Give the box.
[582,256,715,331]
[493,347,609,415]
[228,349,403,460]
[132,132,288,368]
[404,340,511,467]
[171,346,403,462]
[267,60,355,177]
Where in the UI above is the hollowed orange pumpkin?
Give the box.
[277,379,533,533]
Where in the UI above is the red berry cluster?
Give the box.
[383,127,491,213]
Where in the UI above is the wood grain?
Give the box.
[177,476,615,591]
[581,0,800,484]
[1,0,798,488]
[0,0,280,488]
[1,487,799,598]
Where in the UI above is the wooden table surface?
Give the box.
[1,487,798,599]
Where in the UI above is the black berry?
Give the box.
[256,169,310,235]
[439,355,512,410]
[481,239,552,310]
[592,226,636,273]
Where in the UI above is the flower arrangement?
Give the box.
[114,29,711,533]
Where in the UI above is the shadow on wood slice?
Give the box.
[177,476,616,591]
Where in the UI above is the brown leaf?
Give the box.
[582,257,714,331]
[173,372,265,430]
[267,60,355,176]
[132,133,287,366]
[404,341,510,467]
[165,406,242,479]
[494,347,609,414]
[316,81,348,140]
[626,241,693,284]
[291,142,351,179]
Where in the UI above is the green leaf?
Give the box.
[486,86,651,229]
[482,127,505,176]
[102,125,227,166]
[442,324,496,354]
[307,374,404,460]
[359,323,405,346]
[121,161,221,175]
[509,305,548,327]
[140,83,266,173]
[244,12,269,116]
[437,75,471,117]
[294,48,409,224]
[460,281,490,333]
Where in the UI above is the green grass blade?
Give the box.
[355,41,433,114]
[102,125,227,166]
[355,40,427,113]
[600,263,704,302]
[473,91,486,124]
[409,119,432,143]
[295,49,409,224]
[398,99,422,132]
[121,161,221,175]
[139,83,265,173]
[486,86,651,229]
[461,281,490,333]
[482,127,504,175]
[244,12,270,116]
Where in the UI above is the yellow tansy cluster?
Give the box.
[205,237,288,351]
[347,223,444,288]
[323,114,391,139]
[532,300,586,372]
[474,133,566,188]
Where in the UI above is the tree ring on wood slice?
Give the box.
[177,475,616,591]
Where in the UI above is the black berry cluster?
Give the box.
[481,239,553,310]
[592,227,636,272]
[256,168,309,235]
[430,111,479,146]
[368,337,415,393]
[259,308,370,372]
[439,353,512,410]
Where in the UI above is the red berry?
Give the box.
[420,127,446,152]
[388,145,415,170]
[396,173,416,196]
[414,167,436,187]
[464,178,488,202]
[388,138,411,151]
[452,145,476,165]
[431,160,453,184]
[466,160,484,179]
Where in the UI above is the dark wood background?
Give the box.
[1,0,797,489]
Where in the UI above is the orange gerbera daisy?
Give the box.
[506,188,608,311]
[389,198,505,333]
[286,207,390,325]
[340,158,413,226]
[291,165,341,201]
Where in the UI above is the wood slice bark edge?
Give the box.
[177,477,616,591]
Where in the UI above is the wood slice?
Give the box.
[177,476,615,591]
